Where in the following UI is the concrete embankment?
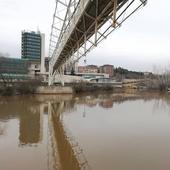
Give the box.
[36,86,73,94]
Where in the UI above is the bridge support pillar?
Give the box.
[61,80,65,87]
[48,65,65,86]
[48,74,53,86]
[59,66,65,86]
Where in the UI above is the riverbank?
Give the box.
[0,80,41,96]
[0,81,120,96]
[0,80,169,96]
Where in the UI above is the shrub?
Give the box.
[16,80,41,95]
[0,86,15,96]
[72,82,113,93]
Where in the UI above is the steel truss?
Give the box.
[48,0,147,85]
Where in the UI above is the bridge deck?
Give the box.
[53,0,126,72]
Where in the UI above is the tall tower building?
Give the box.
[21,30,45,73]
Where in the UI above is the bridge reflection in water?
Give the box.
[1,93,170,170]
[47,100,91,170]
[0,94,90,170]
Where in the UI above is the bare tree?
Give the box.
[148,65,170,91]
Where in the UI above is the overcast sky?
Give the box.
[0,0,170,71]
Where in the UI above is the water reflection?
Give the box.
[63,93,170,170]
[48,100,91,170]
[74,93,170,113]
[19,107,43,145]
[0,94,91,170]
[1,93,168,144]
[0,123,6,136]
[0,97,43,145]
[99,99,113,108]
[1,93,170,170]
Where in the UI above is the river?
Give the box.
[0,92,170,170]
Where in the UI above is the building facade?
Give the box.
[0,57,29,75]
[0,57,43,79]
[78,65,98,73]
[78,66,87,73]
[99,64,114,78]
[21,31,45,73]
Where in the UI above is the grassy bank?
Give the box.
[0,80,42,96]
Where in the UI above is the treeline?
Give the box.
[114,67,146,79]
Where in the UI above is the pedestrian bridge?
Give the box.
[48,0,147,85]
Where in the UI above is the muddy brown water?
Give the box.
[0,93,170,170]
